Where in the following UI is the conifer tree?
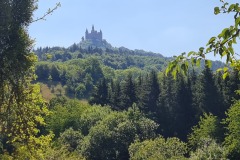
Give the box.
[195,66,225,118]
[157,74,177,137]
[137,71,160,117]
[109,79,121,110]
[119,74,137,109]
[89,78,109,106]
[174,74,195,140]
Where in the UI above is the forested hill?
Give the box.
[34,39,225,71]
[34,39,167,70]
[34,39,226,100]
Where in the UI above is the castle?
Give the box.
[85,25,102,41]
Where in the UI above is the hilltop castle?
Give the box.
[85,25,102,41]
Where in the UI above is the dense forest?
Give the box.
[33,43,226,100]
[1,0,240,160]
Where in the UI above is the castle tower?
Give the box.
[100,30,102,40]
[85,25,103,41]
[85,29,89,39]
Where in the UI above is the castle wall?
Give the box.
[85,26,102,41]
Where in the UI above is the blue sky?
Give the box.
[29,0,239,59]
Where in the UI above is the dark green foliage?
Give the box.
[173,74,195,140]
[137,71,160,116]
[89,78,109,106]
[88,68,237,143]
[109,80,122,110]
[119,74,137,109]
[79,107,158,160]
[58,128,83,152]
[194,66,225,118]
[157,74,177,137]
[223,70,240,107]
[49,96,68,109]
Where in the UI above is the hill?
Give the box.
[33,26,226,100]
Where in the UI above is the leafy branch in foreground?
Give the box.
[166,1,240,78]
[31,2,61,23]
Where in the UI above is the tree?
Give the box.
[51,64,61,81]
[58,128,83,152]
[224,70,240,106]
[166,1,240,78]
[137,71,160,116]
[109,79,122,110]
[188,113,223,150]
[47,100,88,138]
[224,100,240,159]
[189,138,227,160]
[157,74,177,137]
[119,74,137,109]
[79,107,158,160]
[194,66,225,118]
[165,2,240,158]
[173,74,195,140]
[0,1,54,158]
[129,136,187,160]
[89,78,109,106]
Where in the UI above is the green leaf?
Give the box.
[206,47,211,53]
[234,3,239,11]
[207,37,216,45]
[221,38,228,45]
[214,7,220,15]
[223,67,229,72]
[216,68,223,72]
[222,51,227,57]
[229,47,234,55]
[235,17,240,28]
[191,58,196,65]
[187,51,195,57]
[219,28,229,38]
[223,72,229,79]
[196,59,201,67]
[233,37,237,44]
[228,4,236,12]
[172,69,177,79]
[205,60,212,68]
[199,47,205,52]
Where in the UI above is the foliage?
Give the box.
[77,105,112,136]
[79,107,158,160]
[188,113,223,150]
[166,1,240,78]
[44,145,85,160]
[46,100,88,137]
[189,138,227,160]
[0,0,54,158]
[129,136,187,160]
[58,128,84,152]
[90,69,237,141]
[224,100,240,159]
[164,1,240,158]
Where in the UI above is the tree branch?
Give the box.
[31,3,61,23]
